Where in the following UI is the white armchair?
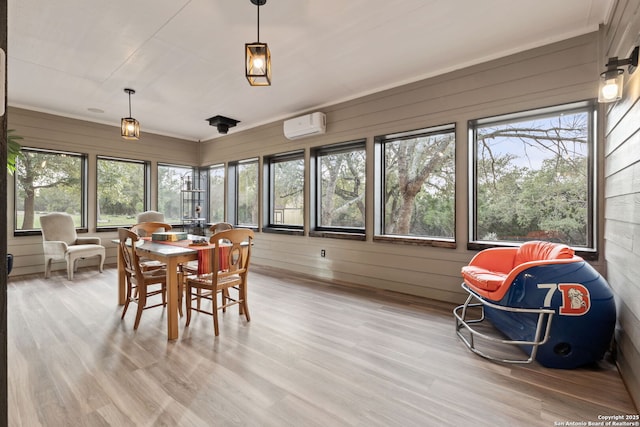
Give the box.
[136,211,165,223]
[40,212,106,280]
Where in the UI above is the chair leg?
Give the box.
[98,253,105,273]
[241,284,250,322]
[67,258,75,280]
[134,285,146,330]
[44,258,52,279]
[212,288,220,336]
[121,279,133,319]
[185,284,192,327]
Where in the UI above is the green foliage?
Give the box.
[7,129,23,175]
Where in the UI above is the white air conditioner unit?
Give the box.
[283,112,326,140]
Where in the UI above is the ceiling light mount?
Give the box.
[598,45,639,103]
[207,115,240,134]
[245,0,271,86]
[121,88,140,140]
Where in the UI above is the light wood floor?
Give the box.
[7,265,636,426]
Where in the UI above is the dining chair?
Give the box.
[40,212,105,280]
[130,222,173,272]
[180,222,234,311]
[185,228,254,336]
[209,222,233,234]
[118,228,167,330]
[130,221,172,238]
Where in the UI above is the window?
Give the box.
[228,159,259,227]
[265,152,304,228]
[470,101,595,249]
[96,157,147,228]
[313,141,366,231]
[375,125,455,240]
[14,148,86,232]
[209,164,225,224]
[158,164,194,224]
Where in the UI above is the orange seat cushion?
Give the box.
[461,265,507,292]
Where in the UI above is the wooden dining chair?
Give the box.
[180,222,233,310]
[118,228,168,330]
[130,221,172,238]
[185,228,254,336]
[209,222,233,234]
[130,222,173,271]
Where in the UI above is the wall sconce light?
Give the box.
[598,46,639,103]
[121,88,140,140]
[245,0,271,86]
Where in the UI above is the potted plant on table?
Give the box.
[6,129,23,275]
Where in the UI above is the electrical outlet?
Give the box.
[321,249,326,257]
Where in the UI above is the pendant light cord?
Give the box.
[256,2,260,42]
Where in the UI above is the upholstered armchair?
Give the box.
[136,210,165,223]
[40,212,106,280]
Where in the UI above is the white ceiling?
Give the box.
[7,0,613,141]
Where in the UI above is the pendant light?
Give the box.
[121,88,140,140]
[245,0,271,86]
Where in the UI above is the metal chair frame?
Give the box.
[454,282,555,364]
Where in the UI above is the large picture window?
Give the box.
[470,101,595,249]
[209,164,225,224]
[97,157,147,228]
[314,141,366,231]
[14,148,86,232]
[228,159,259,227]
[266,152,304,228]
[376,125,455,240]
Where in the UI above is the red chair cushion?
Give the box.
[461,265,507,292]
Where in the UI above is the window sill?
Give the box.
[309,230,366,241]
[373,235,456,248]
[262,227,304,236]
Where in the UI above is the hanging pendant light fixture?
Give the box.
[121,88,140,140]
[245,0,271,86]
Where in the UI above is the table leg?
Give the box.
[166,258,179,340]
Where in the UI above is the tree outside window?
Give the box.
[97,157,146,227]
[471,102,594,248]
[378,125,455,239]
[316,142,366,229]
[14,148,85,231]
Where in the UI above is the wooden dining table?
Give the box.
[115,235,200,340]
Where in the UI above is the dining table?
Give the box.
[115,234,212,340]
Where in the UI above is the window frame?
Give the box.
[208,163,226,225]
[263,150,305,234]
[310,140,367,238]
[468,100,597,256]
[95,156,149,231]
[373,124,456,247]
[228,158,260,229]
[13,147,88,236]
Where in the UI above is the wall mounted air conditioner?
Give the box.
[283,112,326,140]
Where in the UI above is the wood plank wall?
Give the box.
[7,31,605,306]
[198,32,604,303]
[601,0,640,408]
